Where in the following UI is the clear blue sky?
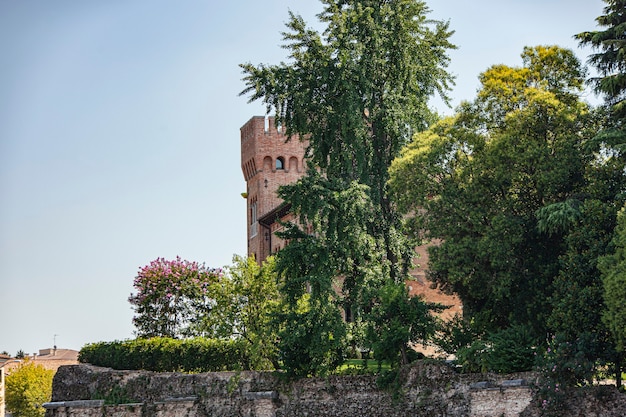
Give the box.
[0,0,604,356]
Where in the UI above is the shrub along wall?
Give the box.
[78,338,251,372]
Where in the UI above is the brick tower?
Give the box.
[240,116,307,262]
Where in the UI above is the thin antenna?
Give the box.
[53,334,58,349]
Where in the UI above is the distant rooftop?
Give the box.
[36,348,79,361]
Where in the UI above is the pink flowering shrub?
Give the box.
[128,257,223,338]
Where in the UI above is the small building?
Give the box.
[31,348,79,372]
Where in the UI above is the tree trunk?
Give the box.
[616,353,623,390]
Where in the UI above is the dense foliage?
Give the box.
[241,0,455,376]
[455,325,537,374]
[128,257,222,338]
[126,256,281,370]
[5,361,54,417]
[575,0,626,388]
[389,42,626,385]
[598,206,626,387]
[390,45,593,337]
[206,255,282,369]
[78,338,251,372]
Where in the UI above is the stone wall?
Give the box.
[44,362,625,417]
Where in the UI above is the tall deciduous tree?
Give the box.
[241,0,455,375]
[390,46,592,338]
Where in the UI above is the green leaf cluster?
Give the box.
[195,256,282,369]
[5,361,54,417]
[276,294,347,377]
[599,207,626,354]
[364,282,442,366]
[451,324,536,374]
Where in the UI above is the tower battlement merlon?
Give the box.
[240,115,286,144]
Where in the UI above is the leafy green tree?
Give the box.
[5,361,54,417]
[391,43,626,385]
[128,257,221,338]
[277,292,347,377]
[273,175,372,375]
[432,314,477,358]
[455,325,535,374]
[544,196,619,385]
[389,46,592,339]
[241,0,455,375]
[576,0,626,120]
[598,206,626,388]
[572,0,626,387]
[364,281,441,366]
[202,255,282,369]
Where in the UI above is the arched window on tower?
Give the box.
[276,157,285,170]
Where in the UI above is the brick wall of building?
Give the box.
[240,116,307,261]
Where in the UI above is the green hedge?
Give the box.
[79,337,251,372]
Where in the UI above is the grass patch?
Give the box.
[333,359,392,376]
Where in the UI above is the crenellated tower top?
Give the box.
[240,116,307,262]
